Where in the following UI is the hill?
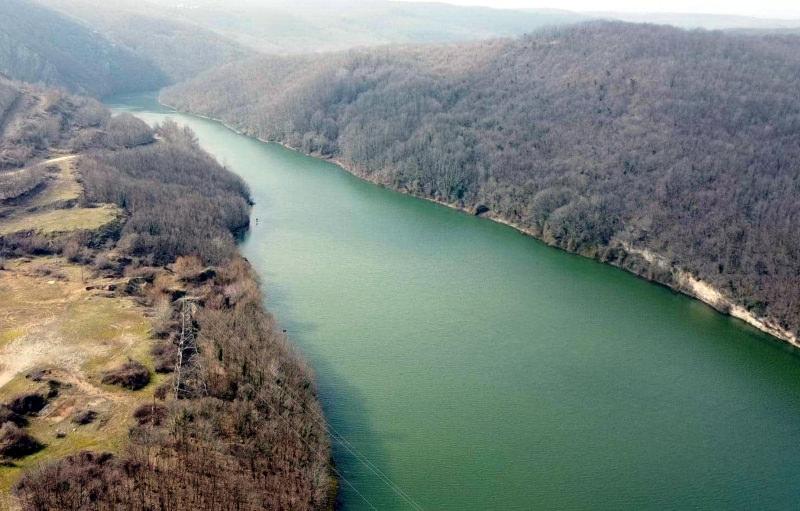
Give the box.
[0,0,166,96]
[0,77,332,509]
[39,0,587,54]
[34,0,254,83]
[163,21,800,343]
[592,11,800,30]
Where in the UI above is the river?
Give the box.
[109,92,800,510]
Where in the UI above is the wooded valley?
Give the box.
[164,21,800,339]
[0,77,332,510]
[3,1,800,507]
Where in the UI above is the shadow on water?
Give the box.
[312,357,403,510]
[259,278,404,509]
[109,91,800,511]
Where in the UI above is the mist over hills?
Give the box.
[6,0,800,98]
[35,0,254,83]
[590,11,800,30]
[159,0,589,53]
[40,0,590,54]
[0,0,166,96]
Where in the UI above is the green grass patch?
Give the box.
[0,205,119,236]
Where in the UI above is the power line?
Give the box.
[199,315,424,510]
[173,297,206,399]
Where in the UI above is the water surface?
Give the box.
[110,93,800,510]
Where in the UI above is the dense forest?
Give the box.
[0,0,167,96]
[1,78,333,509]
[0,79,110,169]
[164,21,800,339]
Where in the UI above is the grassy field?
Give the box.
[0,258,161,494]
[0,257,160,495]
[24,156,81,209]
[0,204,119,236]
[0,155,119,236]
[0,154,158,503]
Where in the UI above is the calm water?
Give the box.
[110,93,800,510]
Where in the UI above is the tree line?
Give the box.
[164,21,800,337]
[1,80,333,510]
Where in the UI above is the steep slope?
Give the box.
[35,0,254,83]
[0,0,166,96]
[164,22,800,343]
[0,79,333,510]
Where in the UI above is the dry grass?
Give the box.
[0,155,118,238]
[0,204,119,236]
[0,257,160,495]
[24,156,81,209]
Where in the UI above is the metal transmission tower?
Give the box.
[173,297,207,399]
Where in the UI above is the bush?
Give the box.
[14,452,123,508]
[71,409,97,426]
[0,423,43,458]
[62,239,89,263]
[101,360,150,390]
[132,404,168,427]
[151,342,177,373]
[0,405,28,427]
[7,393,48,416]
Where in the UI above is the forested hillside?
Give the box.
[163,0,586,53]
[36,0,254,83]
[0,77,332,509]
[0,0,166,96]
[37,0,587,54]
[164,21,800,341]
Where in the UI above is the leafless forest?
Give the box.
[1,78,333,510]
[164,22,800,338]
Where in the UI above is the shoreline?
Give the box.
[157,98,799,350]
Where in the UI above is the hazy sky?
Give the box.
[399,0,800,18]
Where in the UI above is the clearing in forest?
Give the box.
[0,256,160,494]
[0,155,119,236]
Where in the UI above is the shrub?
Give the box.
[71,409,97,426]
[93,253,116,271]
[7,393,48,416]
[14,452,123,508]
[0,423,43,458]
[0,405,27,427]
[101,360,150,390]
[132,403,168,427]
[62,239,88,263]
[151,341,177,373]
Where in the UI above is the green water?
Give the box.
[110,93,800,510]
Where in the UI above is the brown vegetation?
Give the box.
[164,22,800,339]
[70,410,97,426]
[0,165,49,201]
[6,394,47,416]
[131,403,167,427]
[0,406,27,428]
[1,81,333,509]
[0,423,43,459]
[101,361,151,391]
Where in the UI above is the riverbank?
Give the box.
[1,99,335,508]
[158,98,798,350]
[328,157,800,349]
[118,92,800,509]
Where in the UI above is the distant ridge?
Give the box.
[0,0,166,96]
